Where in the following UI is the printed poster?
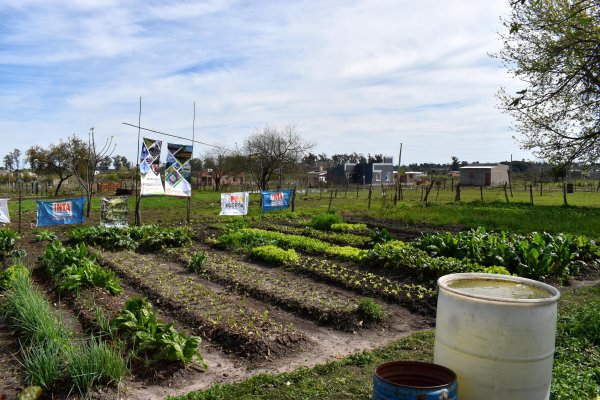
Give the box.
[139,137,165,196]
[36,197,86,227]
[261,189,293,211]
[219,192,249,216]
[165,142,193,197]
[0,199,9,223]
[100,196,129,228]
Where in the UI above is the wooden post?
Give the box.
[454,184,461,202]
[328,190,334,212]
[503,183,509,203]
[563,182,567,207]
[17,171,22,234]
[540,181,543,196]
[451,177,454,191]
[423,180,435,203]
[292,186,297,212]
[334,188,338,198]
[399,182,403,200]
[435,184,440,201]
[367,185,372,209]
[345,182,348,198]
[319,186,323,199]
[480,186,484,202]
[356,184,359,198]
[186,197,191,224]
[529,185,534,206]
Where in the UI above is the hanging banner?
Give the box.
[36,197,86,227]
[165,142,193,197]
[139,137,165,196]
[0,199,9,223]
[219,192,249,216]
[100,196,129,228]
[261,189,293,212]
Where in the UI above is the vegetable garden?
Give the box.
[0,205,598,399]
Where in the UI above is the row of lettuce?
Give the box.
[225,213,600,284]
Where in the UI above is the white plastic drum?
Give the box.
[434,273,560,400]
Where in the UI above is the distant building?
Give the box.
[400,171,428,185]
[307,168,327,187]
[460,164,509,187]
[327,157,395,186]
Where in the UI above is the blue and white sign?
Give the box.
[261,189,293,211]
[36,197,86,226]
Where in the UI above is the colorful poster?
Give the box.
[261,189,293,211]
[36,197,86,227]
[100,196,129,228]
[165,142,193,197]
[139,137,165,196]
[219,192,249,216]
[0,199,9,223]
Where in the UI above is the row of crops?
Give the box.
[0,216,598,398]
[0,226,205,397]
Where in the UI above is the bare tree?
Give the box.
[27,140,87,197]
[69,129,115,217]
[243,126,314,191]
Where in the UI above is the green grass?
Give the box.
[5,188,600,238]
[171,283,600,400]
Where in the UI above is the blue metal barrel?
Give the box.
[372,361,458,400]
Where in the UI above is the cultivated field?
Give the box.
[0,191,598,400]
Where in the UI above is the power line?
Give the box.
[122,122,231,151]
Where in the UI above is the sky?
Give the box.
[0,0,532,167]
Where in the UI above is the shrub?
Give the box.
[357,298,384,322]
[309,213,343,231]
[250,245,299,265]
[367,228,393,248]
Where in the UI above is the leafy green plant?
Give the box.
[356,298,384,322]
[0,263,30,289]
[330,223,369,233]
[189,251,208,272]
[40,241,122,295]
[111,297,206,367]
[250,245,299,265]
[0,228,19,257]
[324,246,365,263]
[70,225,193,251]
[34,230,58,243]
[309,213,343,231]
[367,228,393,248]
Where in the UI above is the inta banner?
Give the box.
[0,199,9,223]
[37,197,86,227]
[261,189,293,212]
[219,192,249,216]
[165,143,193,197]
[139,137,165,196]
[100,196,129,228]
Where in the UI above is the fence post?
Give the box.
[480,186,484,202]
[328,190,334,212]
[368,185,372,209]
[292,186,297,212]
[503,183,509,203]
[529,185,534,206]
[451,178,454,191]
[563,182,568,207]
[334,188,338,198]
[345,182,348,198]
[454,184,461,202]
[423,180,435,203]
[540,181,543,196]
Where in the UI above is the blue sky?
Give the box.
[0,0,530,166]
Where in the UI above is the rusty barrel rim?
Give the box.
[374,360,457,389]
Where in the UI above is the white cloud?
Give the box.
[0,0,531,166]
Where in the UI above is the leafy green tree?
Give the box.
[495,0,600,165]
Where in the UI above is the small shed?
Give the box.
[459,164,509,187]
[400,171,427,185]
